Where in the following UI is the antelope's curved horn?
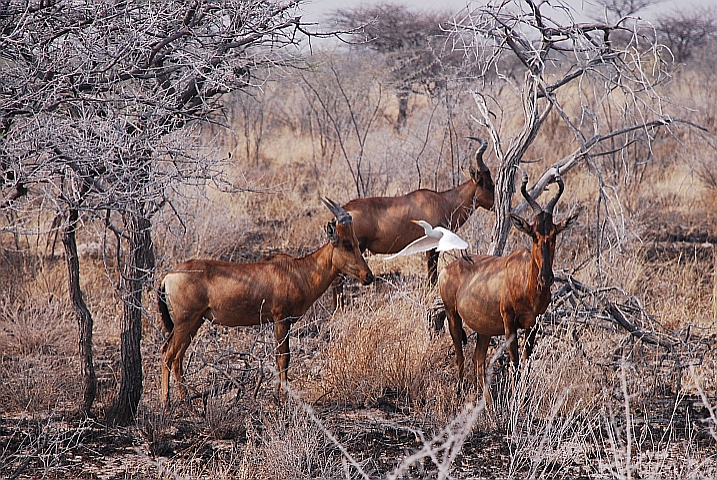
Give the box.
[518,167,542,215]
[321,197,352,225]
[467,136,489,172]
[544,173,564,215]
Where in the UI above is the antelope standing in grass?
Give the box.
[333,137,494,306]
[157,198,374,409]
[438,170,579,395]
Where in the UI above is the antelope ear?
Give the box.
[326,220,339,245]
[469,165,478,181]
[510,213,534,236]
[555,210,580,234]
[461,167,474,180]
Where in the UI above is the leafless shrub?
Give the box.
[299,53,390,198]
[487,368,593,479]
[0,416,95,480]
[178,322,277,410]
[0,354,80,413]
[237,405,348,479]
[0,294,74,357]
[587,362,717,479]
[689,367,717,444]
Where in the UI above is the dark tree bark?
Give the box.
[484,82,548,257]
[62,208,97,415]
[396,88,409,129]
[107,212,154,426]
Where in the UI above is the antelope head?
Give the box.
[510,170,579,289]
[466,137,495,210]
[322,197,374,285]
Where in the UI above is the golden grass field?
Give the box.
[1,59,717,479]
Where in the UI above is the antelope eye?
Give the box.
[342,241,353,249]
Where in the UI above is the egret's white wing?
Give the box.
[385,235,439,260]
[434,228,468,252]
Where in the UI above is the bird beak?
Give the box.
[410,220,420,225]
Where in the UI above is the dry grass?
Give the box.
[313,279,457,416]
[0,293,80,412]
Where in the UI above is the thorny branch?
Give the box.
[445,0,686,259]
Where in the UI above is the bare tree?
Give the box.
[447,0,686,261]
[333,3,460,128]
[657,8,717,63]
[592,0,662,20]
[1,0,312,423]
[300,54,387,198]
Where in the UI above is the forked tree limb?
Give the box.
[512,117,709,216]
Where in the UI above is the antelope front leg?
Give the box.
[502,312,522,398]
[523,325,539,363]
[501,309,519,370]
[330,275,345,311]
[274,316,291,395]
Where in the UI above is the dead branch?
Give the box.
[554,274,675,350]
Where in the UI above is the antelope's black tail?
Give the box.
[431,302,468,345]
[157,282,174,333]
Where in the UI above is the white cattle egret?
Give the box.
[386,220,468,260]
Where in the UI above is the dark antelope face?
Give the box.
[323,198,374,285]
[467,137,495,210]
[510,171,579,289]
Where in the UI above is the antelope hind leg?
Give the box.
[446,309,466,395]
[160,336,173,409]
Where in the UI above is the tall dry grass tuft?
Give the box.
[315,279,458,417]
[0,295,74,357]
[478,325,603,478]
[0,294,80,412]
[234,404,348,480]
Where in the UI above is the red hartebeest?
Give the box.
[157,198,374,408]
[438,170,579,395]
[335,138,493,304]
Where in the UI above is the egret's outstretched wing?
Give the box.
[434,227,469,252]
[386,220,468,260]
[385,235,439,260]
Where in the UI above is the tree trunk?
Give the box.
[488,164,520,257]
[107,212,154,425]
[486,79,548,257]
[62,208,97,415]
[396,89,409,130]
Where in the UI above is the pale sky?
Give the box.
[299,0,714,25]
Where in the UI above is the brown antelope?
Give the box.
[334,137,493,305]
[438,170,579,395]
[157,198,374,408]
